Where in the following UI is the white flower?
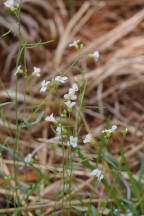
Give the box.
[55,76,68,84]
[4,0,19,8]
[64,100,76,108]
[92,51,99,61]
[102,125,117,134]
[69,40,80,47]
[64,83,78,101]
[4,0,14,8]
[67,136,78,148]
[24,153,32,163]
[83,134,92,143]
[56,126,61,135]
[33,67,41,77]
[45,113,57,123]
[40,80,50,93]
[15,65,21,75]
[56,124,64,138]
[71,83,78,92]
[64,90,77,100]
[90,168,104,181]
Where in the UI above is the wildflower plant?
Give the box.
[1,1,143,216]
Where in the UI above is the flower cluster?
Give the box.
[45,113,57,123]
[15,65,22,75]
[24,153,32,163]
[4,0,20,10]
[32,67,41,77]
[83,133,92,144]
[64,83,78,110]
[55,76,68,84]
[67,136,78,148]
[102,125,117,134]
[90,168,104,181]
[40,80,50,93]
[40,75,68,93]
[69,40,80,48]
[88,50,100,61]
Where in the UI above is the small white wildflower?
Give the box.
[4,0,14,8]
[92,51,99,61]
[64,83,78,101]
[64,90,77,100]
[56,124,64,138]
[64,100,76,108]
[33,67,41,77]
[15,65,21,75]
[67,136,78,148]
[102,125,117,134]
[56,126,61,135]
[83,134,92,144]
[45,113,57,123]
[24,153,32,163]
[55,76,68,84]
[40,80,50,93]
[69,40,80,47]
[90,168,104,181]
[4,0,19,9]
[71,83,78,92]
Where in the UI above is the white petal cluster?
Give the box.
[56,124,64,139]
[69,40,80,47]
[56,125,61,136]
[40,80,50,93]
[90,168,104,181]
[4,0,19,8]
[45,113,57,123]
[33,67,41,77]
[15,65,21,75]
[64,83,78,100]
[55,76,68,84]
[67,136,78,148]
[64,100,76,108]
[24,153,32,163]
[83,134,92,143]
[102,125,117,134]
[4,0,14,8]
[92,51,99,61]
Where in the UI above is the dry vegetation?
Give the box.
[0,0,144,215]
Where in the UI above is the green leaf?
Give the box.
[0,144,23,161]
[31,111,45,125]
[50,210,64,216]
[25,40,54,49]
[115,173,126,191]
[1,30,11,38]
[90,205,99,216]
[72,206,86,212]
[120,149,142,201]
[139,157,144,181]
[35,210,41,216]
[121,198,138,216]
[0,102,12,107]
[103,154,120,169]
[22,111,44,128]
[77,148,95,169]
